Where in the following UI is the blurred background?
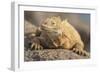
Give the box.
[24,11,90,52]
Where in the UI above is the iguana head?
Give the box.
[41,16,62,36]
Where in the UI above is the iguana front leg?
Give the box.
[72,48,90,57]
[31,42,43,50]
[72,42,90,57]
[30,37,43,50]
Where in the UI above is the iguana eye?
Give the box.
[52,22,56,25]
[52,22,55,24]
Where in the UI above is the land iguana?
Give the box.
[28,16,89,57]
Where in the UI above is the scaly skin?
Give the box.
[31,16,89,57]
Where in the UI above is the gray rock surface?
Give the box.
[24,49,89,61]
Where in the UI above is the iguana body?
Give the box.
[30,16,89,56]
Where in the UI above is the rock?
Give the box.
[24,20,37,36]
[24,49,89,61]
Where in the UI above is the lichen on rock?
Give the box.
[24,49,89,61]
